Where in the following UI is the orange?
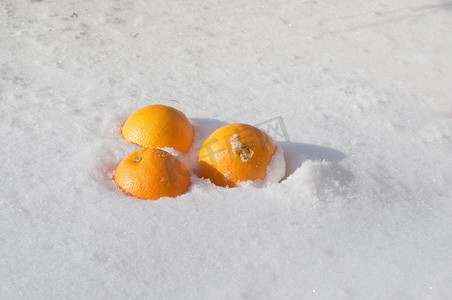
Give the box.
[122,105,194,153]
[198,123,276,187]
[114,148,191,200]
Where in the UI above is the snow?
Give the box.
[264,145,286,185]
[1,0,452,299]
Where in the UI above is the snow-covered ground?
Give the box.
[1,0,452,298]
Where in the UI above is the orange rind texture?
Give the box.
[122,105,194,153]
[199,123,276,187]
[114,148,191,200]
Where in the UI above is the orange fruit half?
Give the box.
[198,123,276,187]
[122,104,194,153]
[114,148,191,200]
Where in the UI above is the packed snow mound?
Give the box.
[285,160,350,201]
[264,145,286,184]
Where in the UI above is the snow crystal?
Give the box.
[230,133,254,162]
[230,133,241,151]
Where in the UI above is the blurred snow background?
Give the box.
[1,0,452,298]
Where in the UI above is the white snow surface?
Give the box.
[1,0,452,299]
[264,145,286,185]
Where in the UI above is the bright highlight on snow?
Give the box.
[264,145,286,185]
